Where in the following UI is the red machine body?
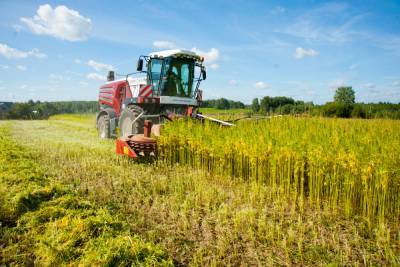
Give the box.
[99,80,132,116]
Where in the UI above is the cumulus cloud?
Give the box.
[87,60,114,72]
[16,65,27,71]
[229,79,238,86]
[191,47,219,63]
[87,73,105,81]
[254,81,271,89]
[20,4,92,41]
[153,40,176,49]
[0,43,47,59]
[294,47,319,59]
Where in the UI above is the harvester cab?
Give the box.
[96,49,232,158]
[136,50,206,101]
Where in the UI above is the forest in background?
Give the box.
[1,87,400,120]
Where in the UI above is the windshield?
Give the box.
[161,58,195,97]
[149,59,162,92]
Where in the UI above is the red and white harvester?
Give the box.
[96,49,233,158]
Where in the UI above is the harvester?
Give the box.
[96,49,233,158]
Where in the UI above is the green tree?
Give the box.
[7,103,33,119]
[351,104,366,118]
[260,96,271,114]
[215,98,230,109]
[334,87,355,104]
[259,96,296,114]
[321,102,353,118]
[251,98,260,112]
[280,104,294,114]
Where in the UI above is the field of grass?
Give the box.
[1,114,399,265]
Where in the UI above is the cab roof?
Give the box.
[148,49,202,61]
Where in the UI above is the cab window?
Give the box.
[162,58,194,97]
[149,59,162,92]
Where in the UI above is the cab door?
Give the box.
[115,85,126,115]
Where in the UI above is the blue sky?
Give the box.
[0,0,399,104]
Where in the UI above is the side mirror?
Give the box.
[201,69,207,80]
[107,71,115,81]
[137,59,143,71]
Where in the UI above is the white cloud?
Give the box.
[79,81,88,86]
[87,59,114,72]
[191,47,219,63]
[209,63,219,69]
[294,47,319,59]
[16,65,27,71]
[20,4,92,41]
[229,79,238,86]
[0,65,9,70]
[20,84,27,89]
[254,81,271,89]
[87,73,105,81]
[74,59,82,64]
[153,40,176,49]
[392,81,400,87]
[0,43,47,59]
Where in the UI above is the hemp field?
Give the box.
[1,114,399,266]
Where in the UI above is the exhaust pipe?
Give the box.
[144,120,152,137]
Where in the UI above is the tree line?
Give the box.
[250,96,314,114]
[316,87,400,119]
[0,100,98,120]
[250,87,400,119]
[1,87,400,120]
[201,98,246,109]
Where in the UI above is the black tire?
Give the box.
[119,105,144,137]
[98,114,111,139]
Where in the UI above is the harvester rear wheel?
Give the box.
[119,105,145,137]
[98,114,111,139]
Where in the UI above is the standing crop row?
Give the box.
[157,117,400,223]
